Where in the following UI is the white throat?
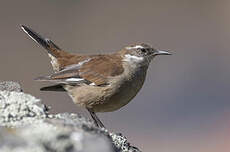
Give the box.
[123,54,144,64]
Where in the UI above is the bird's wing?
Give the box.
[35,55,124,86]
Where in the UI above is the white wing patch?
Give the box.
[62,58,92,71]
[89,82,96,86]
[65,78,85,82]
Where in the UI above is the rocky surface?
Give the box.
[0,81,22,92]
[0,81,141,152]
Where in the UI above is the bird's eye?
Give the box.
[140,48,146,53]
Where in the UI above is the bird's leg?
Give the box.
[87,108,105,128]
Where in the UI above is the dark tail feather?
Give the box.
[40,84,66,92]
[20,25,62,58]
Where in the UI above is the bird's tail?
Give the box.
[40,84,66,92]
[20,25,67,58]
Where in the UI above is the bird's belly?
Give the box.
[92,83,142,112]
[92,69,147,112]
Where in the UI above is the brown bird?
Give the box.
[20,25,171,128]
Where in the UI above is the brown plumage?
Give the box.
[21,25,171,128]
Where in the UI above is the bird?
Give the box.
[20,25,171,128]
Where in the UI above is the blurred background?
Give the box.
[0,0,230,151]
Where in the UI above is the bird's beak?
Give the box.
[154,50,172,55]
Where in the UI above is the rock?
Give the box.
[0,81,22,92]
[0,91,47,127]
[0,82,141,152]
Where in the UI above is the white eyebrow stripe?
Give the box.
[126,45,144,50]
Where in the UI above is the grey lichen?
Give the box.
[0,91,47,127]
[0,81,22,92]
[110,133,140,152]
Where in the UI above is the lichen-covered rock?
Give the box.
[0,91,47,127]
[0,81,22,92]
[0,81,141,152]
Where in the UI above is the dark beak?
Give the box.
[154,50,172,55]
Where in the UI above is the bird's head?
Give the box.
[121,43,171,66]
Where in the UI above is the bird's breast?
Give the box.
[91,65,148,112]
